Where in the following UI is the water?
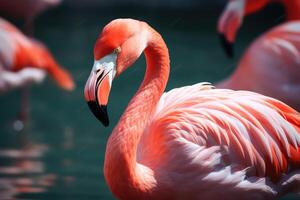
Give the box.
[0,6,299,200]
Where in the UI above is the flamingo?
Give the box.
[84,18,300,199]
[0,0,61,35]
[217,21,300,112]
[218,0,300,57]
[0,17,74,127]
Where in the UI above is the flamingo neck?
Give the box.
[281,0,300,20]
[104,29,170,199]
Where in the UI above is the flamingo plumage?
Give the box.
[218,0,300,57]
[0,0,61,34]
[84,19,300,200]
[0,17,74,92]
[0,17,74,126]
[217,21,300,112]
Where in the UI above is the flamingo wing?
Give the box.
[265,22,300,68]
[0,17,74,90]
[0,19,21,70]
[0,17,39,71]
[137,83,300,198]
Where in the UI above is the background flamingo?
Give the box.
[0,0,61,35]
[0,0,63,129]
[217,21,300,112]
[218,0,300,57]
[0,17,74,129]
[84,18,300,199]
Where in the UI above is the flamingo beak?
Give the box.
[219,33,234,58]
[217,0,245,58]
[84,54,117,127]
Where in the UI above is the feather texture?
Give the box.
[137,83,300,198]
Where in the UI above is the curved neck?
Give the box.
[104,28,170,199]
[281,0,300,20]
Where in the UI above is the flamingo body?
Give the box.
[0,17,74,92]
[0,0,61,33]
[217,21,300,111]
[0,0,61,20]
[139,83,300,199]
[85,19,300,200]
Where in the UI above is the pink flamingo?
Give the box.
[84,19,300,199]
[218,0,300,57]
[217,21,300,112]
[0,0,61,34]
[0,17,74,128]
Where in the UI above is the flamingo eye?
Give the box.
[114,47,121,54]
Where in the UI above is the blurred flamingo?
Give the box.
[84,19,300,199]
[0,17,74,128]
[218,0,300,57]
[217,21,300,112]
[0,0,61,35]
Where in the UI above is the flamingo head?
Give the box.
[84,19,148,126]
[218,0,245,58]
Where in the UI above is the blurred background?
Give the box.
[0,0,297,199]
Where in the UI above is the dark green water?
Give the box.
[0,5,298,200]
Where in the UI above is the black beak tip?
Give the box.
[219,33,234,58]
[102,116,109,127]
[87,101,110,127]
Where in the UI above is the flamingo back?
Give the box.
[137,83,300,198]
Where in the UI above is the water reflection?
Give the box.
[0,132,56,200]
[61,126,76,186]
